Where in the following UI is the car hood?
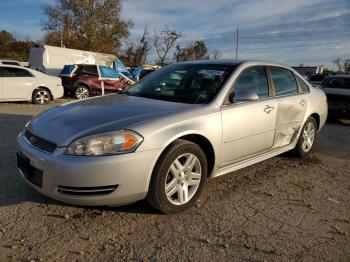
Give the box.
[28,94,198,147]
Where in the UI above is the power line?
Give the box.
[238,41,345,50]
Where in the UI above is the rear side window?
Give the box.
[81,66,98,75]
[60,65,76,75]
[1,67,33,77]
[234,66,269,98]
[296,76,310,93]
[269,67,298,96]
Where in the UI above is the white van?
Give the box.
[29,45,117,76]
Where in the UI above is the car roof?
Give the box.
[178,59,293,68]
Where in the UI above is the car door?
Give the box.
[1,67,35,99]
[268,67,308,148]
[221,66,278,166]
[98,66,121,91]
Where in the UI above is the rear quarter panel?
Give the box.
[307,86,328,130]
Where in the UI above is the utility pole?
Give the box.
[235,26,239,60]
[60,29,64,48]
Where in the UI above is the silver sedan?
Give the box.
[17,60,328,214]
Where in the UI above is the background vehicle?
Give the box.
[29,45,117,76]
[60,64,129,99]
[131,65,161,81]
[0,59,21,66]
[17,60,327,214]
[320,75,350,119]
[307,74,326,85]
[0,65,63,104]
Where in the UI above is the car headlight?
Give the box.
[65,130,143,156]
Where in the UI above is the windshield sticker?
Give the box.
[199,69,225,76]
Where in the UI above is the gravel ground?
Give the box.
[0,99,349,262]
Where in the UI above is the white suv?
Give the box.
[0,65,64,104]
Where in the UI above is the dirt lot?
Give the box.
[0,99,349,262]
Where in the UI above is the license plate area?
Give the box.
[16,152,43,188]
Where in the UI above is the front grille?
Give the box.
[57,185,119,196]
[24,130,57,153]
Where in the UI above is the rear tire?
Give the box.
[32,88,51,105]
[74,85,90,100]
[147,139,208,214]
[293,117,317,157]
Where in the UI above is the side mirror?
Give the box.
[229,90,259,103]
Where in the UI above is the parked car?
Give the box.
[0,65,63,104]
[319,75,350,119]
[0,59,21,66]
[59,64,129,99]
[307,74,326,85]
[17,60,327,214]
[131,65,160,81]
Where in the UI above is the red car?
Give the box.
[60,64,129,99]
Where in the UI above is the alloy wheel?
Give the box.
[35,90,50,104]
[165,153,202,205]
[302,122,315,152]
[75,87,89,99]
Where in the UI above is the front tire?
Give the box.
[147,139,208,214]
[293,117,317,157]
[32,88,51,105]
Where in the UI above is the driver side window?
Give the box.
[234,66,269,99]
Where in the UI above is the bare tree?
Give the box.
[120,27,152,67]
[174,41,209,62]
[210,50,222,60]
[154,25,181,65]
[332,58,343,72]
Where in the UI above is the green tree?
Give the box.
[0,30,36,61]
[0,30,16,58]
[43,0,133,54]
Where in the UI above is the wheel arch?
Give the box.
[74,82,91,91]
[155,133,216,178]
[309,112,320,131]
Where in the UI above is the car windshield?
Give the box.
[125,63,236,104]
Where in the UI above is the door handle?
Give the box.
[300,99,307,106]
[264,105,275,113]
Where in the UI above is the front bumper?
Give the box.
[17,133,160,206]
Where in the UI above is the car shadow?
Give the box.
[0,113,158,214]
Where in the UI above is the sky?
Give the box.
[0,0,349,68]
